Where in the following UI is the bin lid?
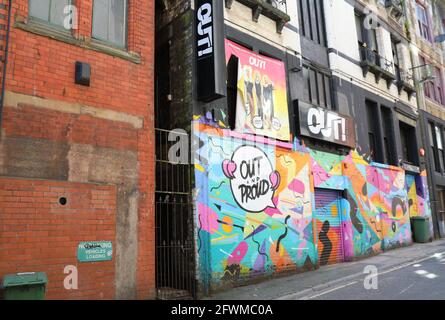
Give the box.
[411,216,430,221]
[2,272,48,288]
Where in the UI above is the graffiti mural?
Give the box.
[406,172,434,237]
[194,123,315,289]
[222,145,281,213]
[193,122,432,290]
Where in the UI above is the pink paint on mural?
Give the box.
[312,161,331,187]
[198,203,219,234]
[228,241,249,265]
[289,179,305,194]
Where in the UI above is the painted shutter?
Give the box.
[315,189,344,266]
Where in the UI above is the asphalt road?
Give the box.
[304,253,445,300]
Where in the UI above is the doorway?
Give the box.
[154,0,196,300]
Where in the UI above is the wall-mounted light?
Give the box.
[420,148,426,157]
[75,61,91,86]
[288,54,302,73]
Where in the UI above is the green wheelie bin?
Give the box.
[1,272,48,300]
[410,216,432,243]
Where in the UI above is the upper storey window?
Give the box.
[416,1,431,42]
[29,0,71,28]
[298,0,326,46]
[92,0,128,48]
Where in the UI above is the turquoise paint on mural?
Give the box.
[194,125,316,289]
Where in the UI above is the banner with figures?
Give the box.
[225,39,291,141]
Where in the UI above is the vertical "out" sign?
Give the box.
[195,0,226,102]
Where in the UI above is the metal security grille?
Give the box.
[155,128,196,300]
[314,189,344,266]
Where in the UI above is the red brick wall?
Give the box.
[0,178,116,299]
[6,0,153,116]
[0,0,156,299]
[3,105,139,152]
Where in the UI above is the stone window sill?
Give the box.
[15,19,141,64]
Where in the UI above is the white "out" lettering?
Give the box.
[197,3,213,57]
[249,56,266,70]
[307,107,346,142]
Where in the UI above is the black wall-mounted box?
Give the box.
[75,61,91,86]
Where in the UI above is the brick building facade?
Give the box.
[0,0,155,299]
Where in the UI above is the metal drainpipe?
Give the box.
[0,0,12,137]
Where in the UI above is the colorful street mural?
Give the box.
[193,122,432,290]
[406,172,434,236]
[193,123,315,288]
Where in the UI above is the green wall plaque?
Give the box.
[77,241,113,262]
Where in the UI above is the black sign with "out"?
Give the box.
[195,0,226,102]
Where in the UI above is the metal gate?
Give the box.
[155,128,196,300]
[314,189,344,266]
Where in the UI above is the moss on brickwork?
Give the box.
[157,1,194,132]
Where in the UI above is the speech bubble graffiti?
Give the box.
[222,145,280,213]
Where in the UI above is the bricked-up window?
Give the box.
[92,0,128,48]
[29,0,71,28]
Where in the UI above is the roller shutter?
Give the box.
[315,188,344,266]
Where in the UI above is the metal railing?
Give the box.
[359,45,395,75]
[265,0,287,14]
[155,128,196,300]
